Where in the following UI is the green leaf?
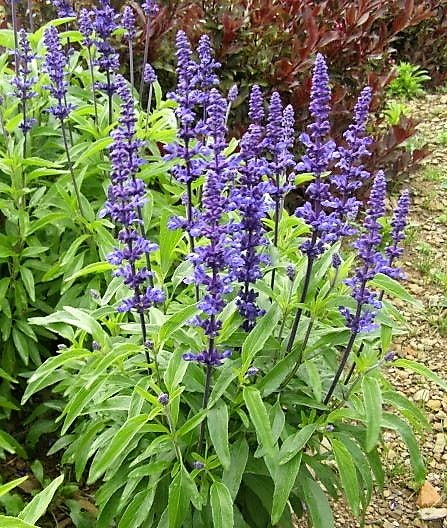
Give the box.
[222,436,249,500]
[330,437,360,516]
[168,467,191,528]
[241,304,280,370]
[272,453,302,524]
[279,424,316,465]
[210,482,234,528]
[0,477,28,498]
[243,387,277,468]
[176,410,207,439]
[381,412,426,484]
[66,262,113,281]
[394,359,447,391]
[158,304,198,345]
[20,268,35,302]
[0,517,38,528]
[158,213,184,277]
[19,475,64,524]
[370,273,422,307]
[75,421,105,481]
[382,390,429,430]
[88,414,149,483]
[300,476,335,528]
[73,137,113,167]
[362,376,382,452]
[208,401,230,470]
[164,348,188,394]
[61,376,107,435]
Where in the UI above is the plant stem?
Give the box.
[280,318,314,388]
[197,360,213,456]
[11,0,19,75]
[128,40,134,88]
[106,70,113,126]
[27,0,34,32]
[145,84,153,135]
[139,19,151,99]
[87,47,99,124]
[286,248,315,354]
[60,118,86,219]
[343,289,386,386]
[270,171,282,292]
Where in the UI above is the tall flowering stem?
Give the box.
[12,29,36,159]
[139,0,160,99]
[166,32,204,265]
[11,0,19,75]
[43,26,85,219]
[122,6,136,88]
[27,0,34,32]
[196,34,220,119]
[265,93,296,290]
[143,64,157,134]
[287,54,337,354]
[79,8,99,124]
[93,0,119,125]
[325,86,373,236]
[182,88,234,452]
[343,188,410,386]
[231,85,271,331]
[101,75,164,380]
[324,171,387,404]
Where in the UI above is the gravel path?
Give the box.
[297,92,447,528]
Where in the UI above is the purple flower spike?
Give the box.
[185,88,237,366]
[43,26,75,121]
[122,5,136,41]
[53,0,75,18]
[382,189,410,279]
[295,53,338,258]
[101,75,164,314]
[231,84,272,330]
[340,171,387,334]
[196,34,221,98]
[79,8,95,47]
[142,0,160,17]
[12,29,37,133]
[93,0,120,95]
[143,64,157,84]
[165,31,207,233]
[228,84,238,102]
[325,86,373,236]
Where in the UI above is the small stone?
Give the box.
[434,433,446,454]
[419,508,447,521]
[428,399,442,411]
[416,481,443,507]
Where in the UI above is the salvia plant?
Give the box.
[0,3,445,528]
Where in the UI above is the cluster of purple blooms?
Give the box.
[12,29,36,133]
[53,0,75,18]
[42,26,75,121]
[101,75,164,314]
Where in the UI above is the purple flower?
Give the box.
[93,0,120,95]
[231,85,272,330]
[122,5,136,41]
[340,171,387,334]
[43,26,75,121]
[158,393,169,405]
[53,0,75,18]
[325,86,373,236]
[295,54,338,258]
[182,88,236,367]
[142,0,160,17]
[165,32,207,231]
[79,8,95,48]
[382,189,410,279]
[143,64,157,84]
[196,34,221,106]
[228,84,238,102]
[101,75,164,314]
[12,29,37,133]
